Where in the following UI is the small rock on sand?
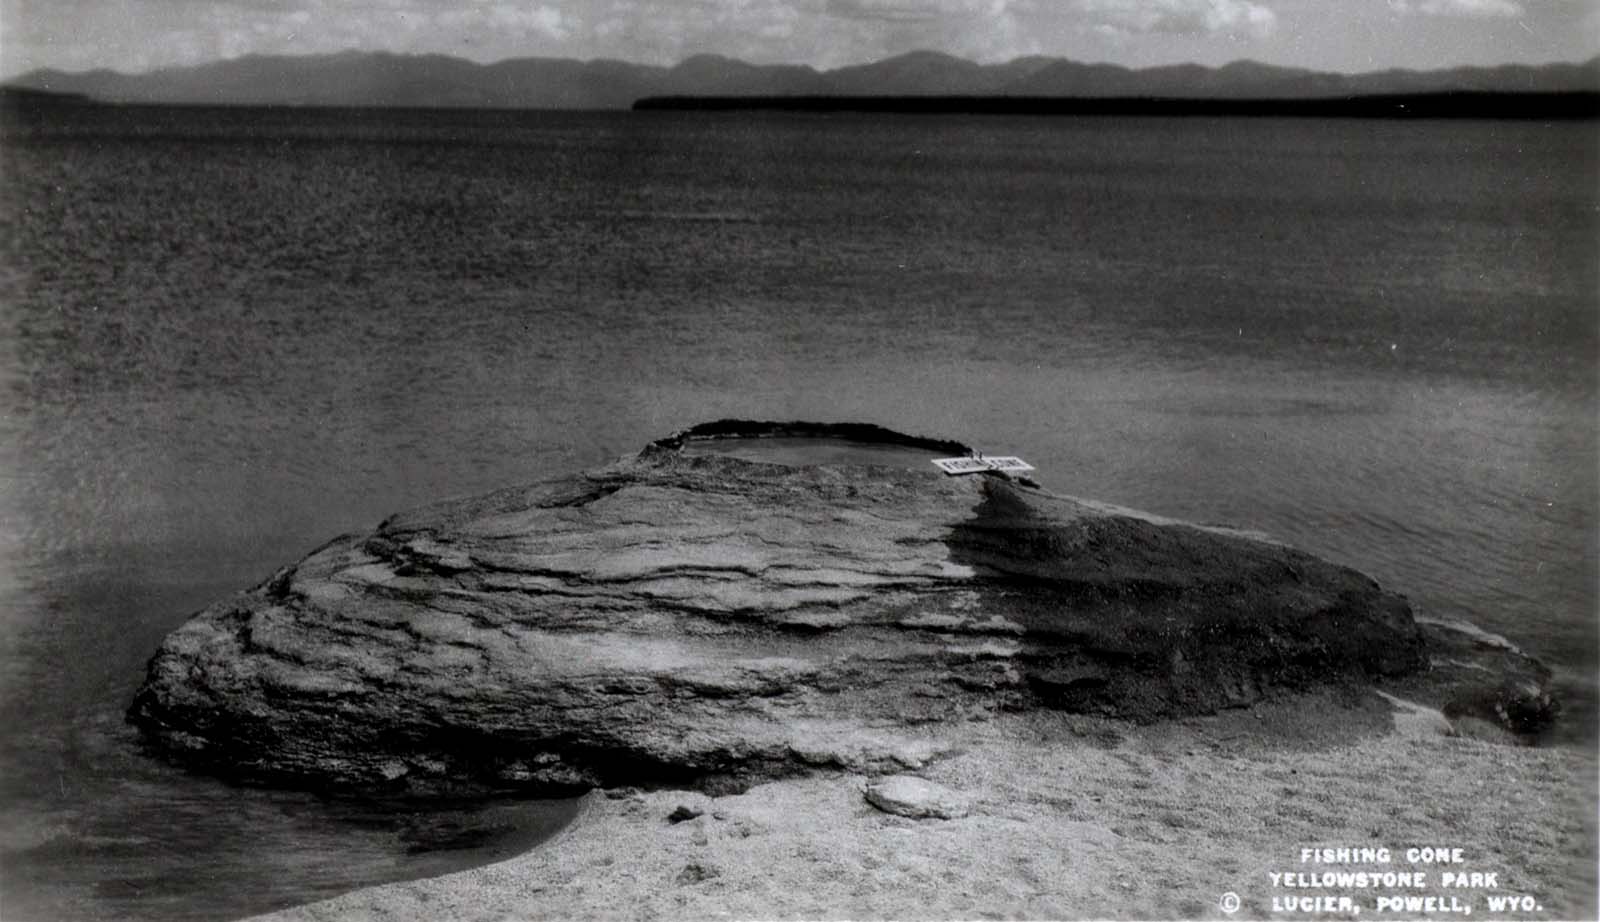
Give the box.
[667,805,704,824]
[864,775,970,820]
[675,862,720,885]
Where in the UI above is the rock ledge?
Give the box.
[128,420,1555,796]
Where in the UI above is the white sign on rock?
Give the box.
[932,455,1035,476]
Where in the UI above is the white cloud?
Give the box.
[435,4,571,39]
[802,0,1044,63]
[1076,0,1277,38]
[492,4,571,39]
[1388,0,1524,17]
[824,0,943,23]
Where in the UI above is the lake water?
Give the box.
[0,106,1595,921]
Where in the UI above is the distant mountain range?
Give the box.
[7,49,1599,110]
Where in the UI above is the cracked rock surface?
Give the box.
[127,421,1548,796]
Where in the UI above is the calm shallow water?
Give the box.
[0,106,1595,921]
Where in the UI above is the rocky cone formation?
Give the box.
[128,421,1556,796]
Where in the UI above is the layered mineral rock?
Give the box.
[127,421,1553,796]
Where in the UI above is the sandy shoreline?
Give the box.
[246,691,1597,921]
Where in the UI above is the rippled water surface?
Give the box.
[1,106,1595,921]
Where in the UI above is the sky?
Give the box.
[2,0,1596,79]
